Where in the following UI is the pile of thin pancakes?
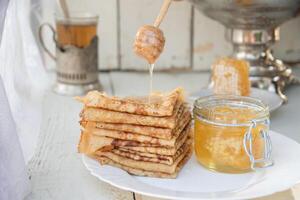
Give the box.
[77,88,192,178]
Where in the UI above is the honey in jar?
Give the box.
[193,95,272,173]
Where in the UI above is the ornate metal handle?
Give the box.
[243,120,273,170]
[38,23,57,61]
[264,50,300,103]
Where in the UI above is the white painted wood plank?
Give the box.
[26,73,132,200]
[120,0,192,70]
[40,0,118,70]
[110,71,210,96]
[273,17,300,64]
[26,71,300,200]
[292,184,300,199]
[99,72,114,94]
[134,188,298,200]
[192,10,232,71]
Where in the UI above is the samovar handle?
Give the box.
[265,50,300,103]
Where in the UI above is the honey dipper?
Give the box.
[134,0,173,64]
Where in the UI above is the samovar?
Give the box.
[190,0,300,102]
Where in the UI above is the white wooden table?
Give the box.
[26,71,300,200]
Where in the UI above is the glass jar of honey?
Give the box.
[193,95,273,173]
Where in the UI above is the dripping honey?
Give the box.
[148,63,155,102]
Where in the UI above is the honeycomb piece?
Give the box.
[211,57,250,96]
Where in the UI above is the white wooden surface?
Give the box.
[109,71,209,96]
[273,17,300,63]
[192,11,232,71]
[119,0,192,70]
[37,1,300,70]
[68,0,119,70]
[26,74,132,200]
[26,70,300,200]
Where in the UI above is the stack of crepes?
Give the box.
[76,88,192,178]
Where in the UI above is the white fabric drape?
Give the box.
[0,0,9,42]
[0,0,49,163]
[0,76,31,200]
[0,0,50,198]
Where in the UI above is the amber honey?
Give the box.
[193,95,271,173]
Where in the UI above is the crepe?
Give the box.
[81,107,191,140]
[110,138,192,165]
[76,88,184,116]
[95,144,189,174]
[79,132,164,154]
[83,114,191,147]
[81,103,188,129]
[94,148,192,178]
[79,133,143,155]
[78,133,114,154]
[79,124,191,156]
[122,132,190,156]
[82,121,173,140]
[121,146,177,156]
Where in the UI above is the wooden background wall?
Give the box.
[39,0,300,71]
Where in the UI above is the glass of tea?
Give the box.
[56,13,98,48]
[193,95,273,173]
[39,12,101,95]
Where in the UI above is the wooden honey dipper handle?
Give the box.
[153,0,173,28]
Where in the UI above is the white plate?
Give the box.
[189,88,283,112]
[82,131,300,200]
